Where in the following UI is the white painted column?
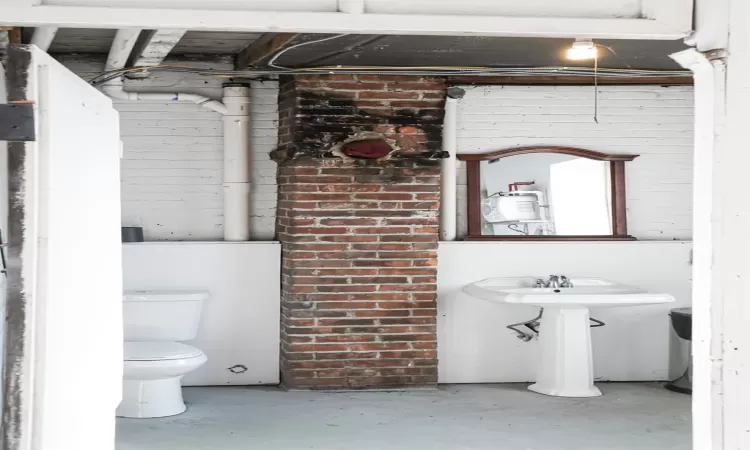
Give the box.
[440,88,464,241]
[222,84,252,241]
[674,1,750,447]
[671,48,726,450]
[715,5,750,443]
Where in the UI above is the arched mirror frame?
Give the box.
[457,146,640,241]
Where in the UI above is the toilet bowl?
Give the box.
[118,291,209,419]
[117,342,207,418]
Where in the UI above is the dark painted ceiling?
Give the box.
[45,29,688,71]
[259,35,689,71]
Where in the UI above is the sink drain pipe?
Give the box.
[507,309,544,342]
[507,309,605,341]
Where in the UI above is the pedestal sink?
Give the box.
[463,277,675,397]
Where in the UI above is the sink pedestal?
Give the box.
[529,306,602,398]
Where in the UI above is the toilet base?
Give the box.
[117,377,186,418]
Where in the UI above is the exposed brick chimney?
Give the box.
[274,75,447,389]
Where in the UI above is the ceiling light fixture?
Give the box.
[567,38,598,61]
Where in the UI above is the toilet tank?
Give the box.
[123,291,208,341]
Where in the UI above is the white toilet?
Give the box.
[117,290,209,419]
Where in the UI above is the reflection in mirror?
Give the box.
[480,154,612,236]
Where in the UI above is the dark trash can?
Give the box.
[121,226,144,243]
[666,307,692,395]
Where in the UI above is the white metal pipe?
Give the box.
[30,27,59,51]
[101,28,228,115]
[103,29,245,241]
[440,96,459,241]
[222,84,252,241]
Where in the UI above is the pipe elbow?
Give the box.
[199,99,229,115]
[171,93,228,114]
[100,85,131,101]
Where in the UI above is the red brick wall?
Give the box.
[276,74,446,157]
[274,75,446,389]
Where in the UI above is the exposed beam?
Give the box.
[0,5,693,40]
[129,29,186,75]
[446,75,694,85]
[30,26,58,51]
[0,28,23,61]
[235,33,299,70]
[0,30,8,61]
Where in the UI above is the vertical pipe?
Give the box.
[222,83,251,241]
[440,89,464,241]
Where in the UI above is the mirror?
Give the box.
[480,154,612,236]
[458,146,639,241]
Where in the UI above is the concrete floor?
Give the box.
[116,383,690,450]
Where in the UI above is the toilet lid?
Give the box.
[124,342,203,361]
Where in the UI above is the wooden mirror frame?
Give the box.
[457,146,640,241]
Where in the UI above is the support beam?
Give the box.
[129,29,186,75]
[672,48,725,450]
[672,1,750,449]
[0,31,8,59]
[235,33,298,70]
[446,76,694,85]
[0,3,694,39]
[8,27,21,45]
[2,27,21,59]
[30,26,58,51]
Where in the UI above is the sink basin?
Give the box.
[463,277,675,398]
[464,277,674,307]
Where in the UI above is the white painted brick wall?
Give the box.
[455,85,694,240]
[57,55,279,241]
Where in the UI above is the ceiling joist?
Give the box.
[30,26,58,51]
[235,33,299,70]
[130,29,186,74]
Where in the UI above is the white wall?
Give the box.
[437,241,692,383]
[455,85,694,240]
[122,242,281,385]
[57,55,279,241]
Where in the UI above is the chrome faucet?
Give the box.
[534,275,573,289]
